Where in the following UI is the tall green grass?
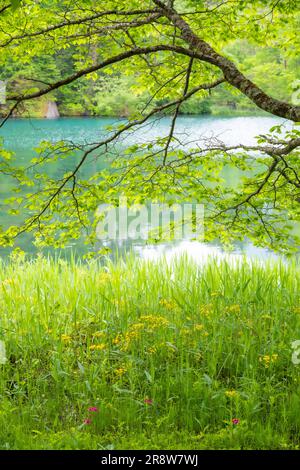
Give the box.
[0,254,299,449]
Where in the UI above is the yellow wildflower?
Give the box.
[131,323,145,331]
[140,315,169,329]
[225,390,239,398]
[115,367,127,376]
[180,328,190,335]
[226,304,241,314]
[118,330,141,352]
[113,334,122,345]
[61,334,72,343]
[92,331,106,338]
[1,279,14,288]
[259,354,278,368]
[113,315,170,352]
[199,304,213,316]
[124,331,140,341]
[89,343,106,351]
[194,324,204,331]
[159,299,177,310]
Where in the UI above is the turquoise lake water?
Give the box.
[0,115,293,262]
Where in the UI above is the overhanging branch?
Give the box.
[152,0,300,122]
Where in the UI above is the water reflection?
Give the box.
[98,238,279,265]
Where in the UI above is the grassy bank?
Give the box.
[0,255,299,450]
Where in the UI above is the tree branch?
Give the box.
[0,8,160,47]
[152,0,300,121]
[5,45,206,105]
[16,77,225,235]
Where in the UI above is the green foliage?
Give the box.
[1,2,299,118]
[0,0,299,251]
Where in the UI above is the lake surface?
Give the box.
[0,115,293,262]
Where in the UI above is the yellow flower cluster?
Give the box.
[180,328,190,336]
[131,323,145,331]
[92,331,106,338]
[225,304,241,314]
[225,390,239,398]
[180,325,208,337]
[61,334,72,343]
[259,354,278,368]
[139,315,170,329]
[112,315,170,352]
[159,299,177,310]
[113,334,122,345]
[0,279,14,288]
[194,324,204,331]
[199,304,213,316]
[114,330,140,352]
[89,343,106,351]
[115,367,127,376]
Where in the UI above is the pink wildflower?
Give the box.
[88,406,99,412]
[144,398,153,405]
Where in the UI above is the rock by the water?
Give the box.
[45,101,60,119]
